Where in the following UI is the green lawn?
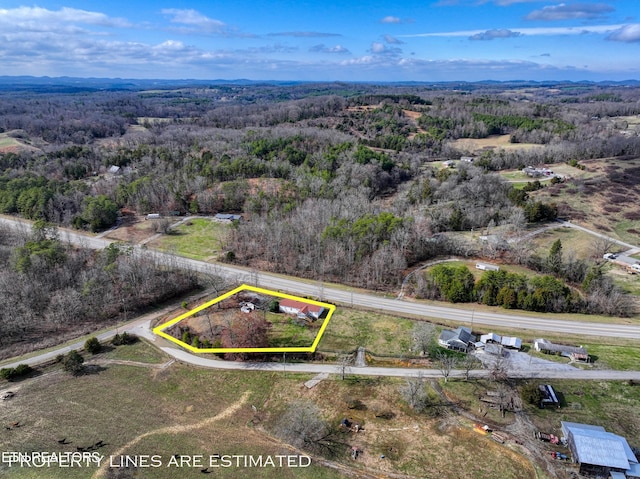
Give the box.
[317,308,414,356]
[150,218,229,260]
[523,379,640,447]
[266,312,319,348]
[581,342,640,370]
[0,134,22,148]
[529,226,608,259]
[613,220,640,246]
[99,338,170,364]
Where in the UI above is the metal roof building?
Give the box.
[561,422,639,476]
[501,336,522,350]
[438,326,475,352]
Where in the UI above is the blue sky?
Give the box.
[1,1,638,81]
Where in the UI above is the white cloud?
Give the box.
[492,0,553,5]
[384,35,404,45]
[525,3,614,22]
[607,24,640,43]
[403,24,625,38]
[367,42,403,58]
[0,6,130,29]
[436,0,547,6]
[381,16,401,24]
[268,31,341,38]
[469,29,522,41]
[371,42,386,53]
[310,44,350,54]
[161,9,225,30]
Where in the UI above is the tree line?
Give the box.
[0,222,201,358]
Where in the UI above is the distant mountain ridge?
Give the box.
[0,75,638,93]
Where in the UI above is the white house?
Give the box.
[279,299,324,320]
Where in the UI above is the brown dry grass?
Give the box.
[104,216,159,243]
[532,157,640,244]
[267,377,539,479]
[449,135,542,153]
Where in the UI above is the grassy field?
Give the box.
[99,338,170,364]
[522,379,640,447]
[0,135,21,148]
[449,134,542,153]
[527,226,640,297]
[316,308,414,356]
[529,226,610,260]
[149,218,228,260]
[105,217,160,243]
[532,156,640,245]
[0,357,543,479]
[267,312,320,348]
[0,362,316,479]
[0,133,32,154]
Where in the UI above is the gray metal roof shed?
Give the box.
[562,422,638,471]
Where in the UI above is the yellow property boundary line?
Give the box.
[152,284,335,353]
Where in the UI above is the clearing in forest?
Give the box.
[449,134,541,153]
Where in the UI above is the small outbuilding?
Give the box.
[539,384,560,409]
[480,332,502,344]
[501,336,522,350]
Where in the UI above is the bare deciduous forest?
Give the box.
[1,80,639,343]
[0,221,199,357]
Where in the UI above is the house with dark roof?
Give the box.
[438,326,475,352]
[561,422,640,477]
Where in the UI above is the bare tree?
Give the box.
[589,236,617,260]
[488,350,511,383]
[495,383,512,418]
[435,351,458,383]
[336,353,353,380]
[274,401,347,457]
[400,372,428,411]
[412,322,435,356]
[461,353,481,381]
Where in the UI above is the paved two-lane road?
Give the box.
[2,216,640,339]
